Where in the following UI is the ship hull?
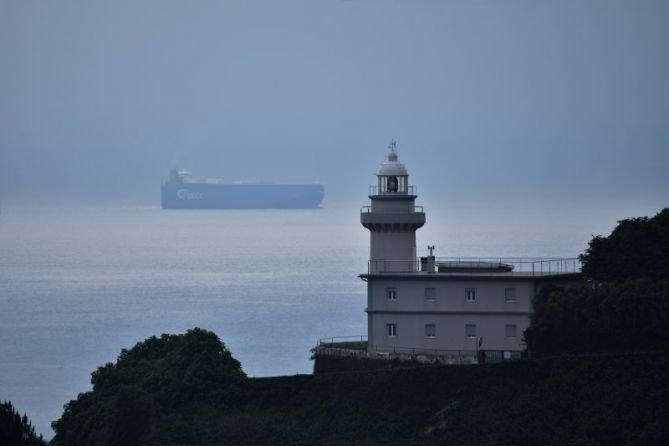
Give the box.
[161,182,325,209]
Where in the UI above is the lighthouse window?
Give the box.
[386,287,397,301]
[387,176,398,192]
[424,287,436,301]
[425,324,436,338]
[505,288,516,302]
[386,323,397,338]
[465,288,476,302]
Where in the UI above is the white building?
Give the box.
[357,144,580,362]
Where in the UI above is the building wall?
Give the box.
[370,197,415,213]
[366,277,534,352]
[369,231,417,266]
[368,278,533,313]
[369,312,530,352]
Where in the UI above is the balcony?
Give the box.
[360,205,424,213]
[360,204,426,232]
[368,185,417,196]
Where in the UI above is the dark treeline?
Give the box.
[525,207,669,356]
[0,401,47,446]
[49,329,669,446]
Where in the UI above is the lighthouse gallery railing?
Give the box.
[368,257,581,275]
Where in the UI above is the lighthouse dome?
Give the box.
[377,146,408,177]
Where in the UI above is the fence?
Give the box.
[315,337,523,365]
[368,185,417,196]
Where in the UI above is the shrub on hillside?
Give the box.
[524,279,669,356]
[51,328,246,446]
[580,207,669,283]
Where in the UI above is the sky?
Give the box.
[1,0,667,208]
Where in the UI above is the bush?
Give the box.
[51,328,246,446]
[580,208,669,283]
[525,280,669,356]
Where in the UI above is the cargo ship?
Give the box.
[161,169,325,209]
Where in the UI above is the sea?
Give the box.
[0,203,659,438]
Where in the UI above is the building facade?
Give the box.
[358,144,580,361]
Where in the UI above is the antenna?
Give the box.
[428,245,435,256]
[388,139,397,152]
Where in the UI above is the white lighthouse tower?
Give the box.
[310,140,581,365]
[361,142,426,272]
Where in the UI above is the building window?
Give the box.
[505,287,516,302]
[505,324,517,339]
[424,287,436,301]
[425,324,436,338]
[387,323,397,338]
[386,287,397,301]
[465,324,477,338]
[465,288,476,302]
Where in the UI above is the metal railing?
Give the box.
[368,185,416,196]
[360,205,424,214]
[314,337,523,365]
[318,336,367,346]
[368,257,581,275]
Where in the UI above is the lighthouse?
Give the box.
[360,142,426,273]
[311,141,582,367]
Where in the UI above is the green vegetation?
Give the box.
[0,401,47,446]
[168,353,669,446]
[580,207,669,283]
[51,328,245,446]
[525,207,669,356]
[524,279,669,356]
[50,329,668,446]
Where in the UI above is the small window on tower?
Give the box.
[505,324,517,338]
[387,323,397,338]
[465,288,476,302]
[425,324,436,338]
[465,324,477,338]
[386,287,397,301]
[387,176,398,192]
[424,288,436,301]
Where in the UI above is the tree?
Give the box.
[0,401,47,446]
[580,207,669,282]
[525,208,669,356]
[51,328,246,446]
[524,279,669,356]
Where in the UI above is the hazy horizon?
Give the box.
[1,0,668,208]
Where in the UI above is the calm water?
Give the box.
[0,203,650,437]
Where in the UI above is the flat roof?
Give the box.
[359,271,582,281]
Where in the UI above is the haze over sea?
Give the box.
[0,202,663,438]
